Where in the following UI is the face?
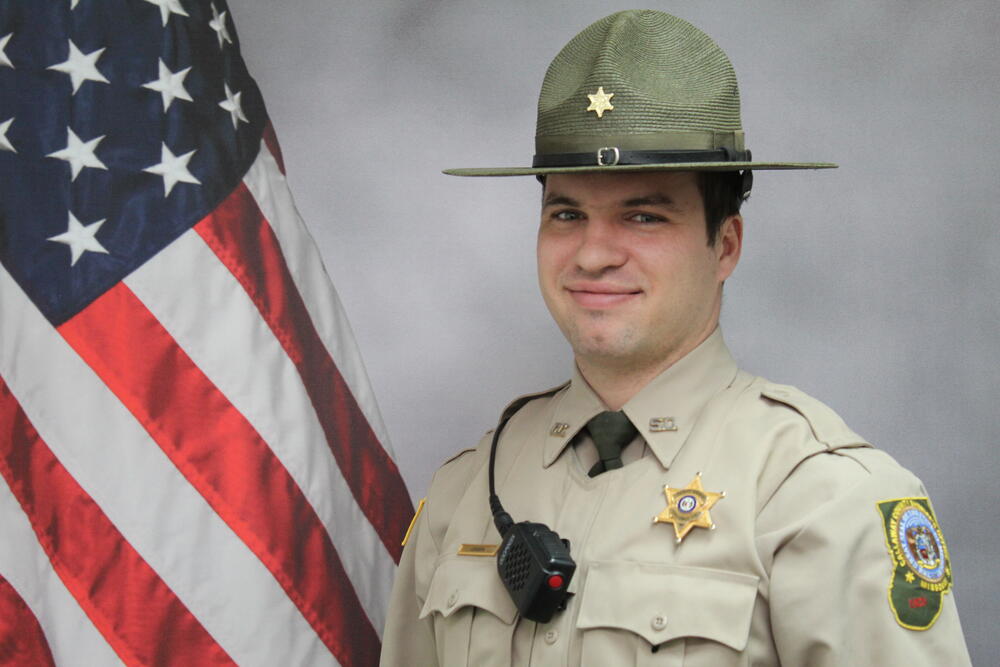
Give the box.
[537,171,742,374]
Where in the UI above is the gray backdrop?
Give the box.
[233,1,997,662]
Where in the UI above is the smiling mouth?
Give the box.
[567,288,641,309]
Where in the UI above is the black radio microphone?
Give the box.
[488,395,576,624]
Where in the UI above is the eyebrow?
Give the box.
[542,192,682,210]
[622,194,681,210]
[542,194,580,208]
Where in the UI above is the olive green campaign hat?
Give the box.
[444,10,836,177]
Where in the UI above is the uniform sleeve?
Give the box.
[380,443,486,666]
[760,448,971,666]
[379,500,439,667]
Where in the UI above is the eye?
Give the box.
[629,212,666,224]
[550,209,583,222]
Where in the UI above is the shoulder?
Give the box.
[422,381,570,539]
[421,434,488,544]
[735,378,929,531]
[494,381,571,430]
[727,376,929,512]
[432,380,570,479]
[736,378,870,452]
[758,381,869,448]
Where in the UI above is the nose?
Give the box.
[573,216,627,274]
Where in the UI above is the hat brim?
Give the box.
[444,161,836,177]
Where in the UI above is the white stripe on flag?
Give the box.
[0,265,335,666]
[0,477,124,667]
[243,143,395,455]
[124,217,396,633]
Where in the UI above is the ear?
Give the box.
[715,214,743,281]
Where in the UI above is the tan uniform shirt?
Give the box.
[381,330,970,666]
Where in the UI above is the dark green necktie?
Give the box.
[585,411,637,477]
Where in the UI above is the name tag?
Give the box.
[457,544,499,557]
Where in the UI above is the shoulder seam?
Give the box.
[440,446,477,467]
[497,381,570,425]
[759,382,870,450]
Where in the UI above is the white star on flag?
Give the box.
[71,0,81,9]
[219,83,248,129]
[0,118,15,153]
[47,212,110,266]
[46,127,108,180]
[209,4,233,49]
[143,0,189,27]
[0,33,13,69]
[47,40,109,94]
[142,59,193,111]
[143,142,201,196]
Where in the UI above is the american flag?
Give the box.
[0,1,412,665]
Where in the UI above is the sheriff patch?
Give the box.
[877,497,952,630]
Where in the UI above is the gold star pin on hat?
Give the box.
[585,86,614,118]
[653,473,725,543]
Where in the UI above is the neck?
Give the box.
[576,324,719,411]
[575,361,668,412]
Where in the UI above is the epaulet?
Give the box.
[760,382,870,450]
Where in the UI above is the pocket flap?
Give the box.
[577,561,758,649]
[419,554,518,624]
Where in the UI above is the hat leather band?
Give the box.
[532,146,749,168]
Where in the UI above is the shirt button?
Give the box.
[447,592,458,608]
[651,615,667,631]
[544,629,559,644]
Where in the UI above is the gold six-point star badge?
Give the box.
[586,86,614,118]
[653,473,725,543]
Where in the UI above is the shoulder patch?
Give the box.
[760,383,870,450]
[876,497,953,630]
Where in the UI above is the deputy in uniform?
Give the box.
[381,10,971,666]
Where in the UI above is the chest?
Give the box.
[421,433,775,667]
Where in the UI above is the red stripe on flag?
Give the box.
[262,123,285,175]
[0,574,56,667]
[196,181,413,562]
[0,377,235,667]
[57,285,381,667]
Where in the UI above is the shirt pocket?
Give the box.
[419,553,517,667]
[576,561,759,667]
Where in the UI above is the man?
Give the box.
[381,10,970,665]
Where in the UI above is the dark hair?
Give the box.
[697,171,748,245]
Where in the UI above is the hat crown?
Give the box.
[536,11,742,150]
[442,9,836,175]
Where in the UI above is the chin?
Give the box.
[569,330,637,360]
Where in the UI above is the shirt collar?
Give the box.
[542,328,738,469]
